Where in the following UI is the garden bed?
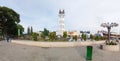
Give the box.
[103,44,119,51]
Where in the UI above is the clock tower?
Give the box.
[58,9,65,36]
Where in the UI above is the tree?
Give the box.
[63,31,67,38]
[73,35,78,41]
[0,6,20,37]
[41,28,49,40]
[32,32,38,41]
[95,36,99,41]
[43,28,49,36]
[49,32,56,40]
[31,26,33,35]
[41,32,45,39]
[90,34,94,41]
[82,33,86,41]
[17,24,24,36]
[27,27,30,35]
[101,22,118,43]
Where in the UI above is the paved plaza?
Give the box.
[0,40,120,61]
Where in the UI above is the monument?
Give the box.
[57,9,65,36]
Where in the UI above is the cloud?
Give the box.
[1,0,120,34]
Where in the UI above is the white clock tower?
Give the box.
[57,9,65,36]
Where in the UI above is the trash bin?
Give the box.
[86,46,93,60]
[99,44,103,49]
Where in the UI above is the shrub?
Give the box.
[90,34,94,41]
[100,36,107,40]
[63,31,67,38]
[32,32,38,41]
[73,35,78,41]
[95,36,99,41]
[82,33,86,41]
[49,32,56,40]
[106,41,117,45]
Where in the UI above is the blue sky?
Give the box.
[0,0,120,34]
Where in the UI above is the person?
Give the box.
[6,36,10,42]
[116,38,119,43]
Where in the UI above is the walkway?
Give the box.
[0,41,120,61]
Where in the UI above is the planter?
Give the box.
[103,44,119,51]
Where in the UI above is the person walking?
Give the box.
[6,36,9,42]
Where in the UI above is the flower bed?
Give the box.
[103,44,119,51]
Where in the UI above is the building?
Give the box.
[95,30,104,37]
[97,30,120,40]
[102,31,120,39]
[67,30,78,36]
[79,31,90,39]
[57,9,65,36]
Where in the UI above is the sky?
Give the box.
[0,0,120,34]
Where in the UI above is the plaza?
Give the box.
[0,40,120,61]
[1,0,120,61]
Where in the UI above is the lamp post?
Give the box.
[0,11,2,36]
[17,23,20,39]
[101,22,118,43]
[0,19,2,40]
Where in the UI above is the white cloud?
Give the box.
[1,0,120,34]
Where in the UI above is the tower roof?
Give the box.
[59,9,65,14]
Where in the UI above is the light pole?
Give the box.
[17,23,20,39]
[0,19,2,40]
[0,11,2,36]
[101,22,118,43]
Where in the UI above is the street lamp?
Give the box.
[0,11,3,38]
[101,22,118,43]
[16,23,21,39]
